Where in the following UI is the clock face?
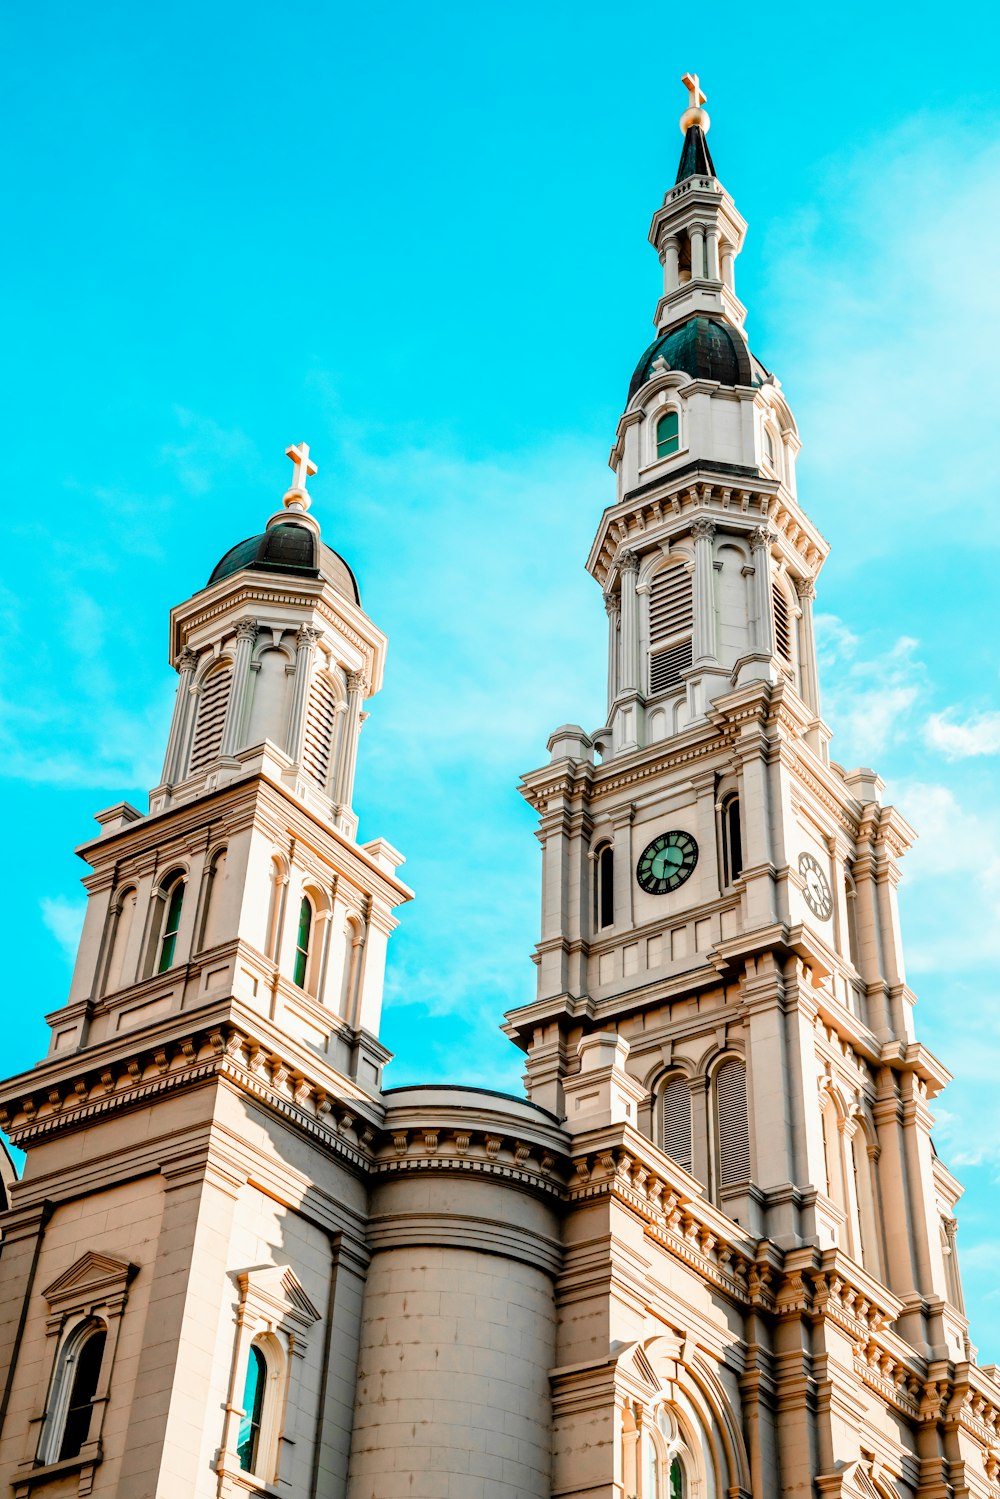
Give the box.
[798,852,833,920]
[636,830,699,895]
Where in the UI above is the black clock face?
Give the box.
[636,830,699,894]
[798,852,833,920]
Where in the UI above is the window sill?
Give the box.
[13,1443,101,1497]
[215,1458,282,1497]
[638,446,690,478]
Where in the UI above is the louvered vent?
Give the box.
[189,666,232,773]
[662,1076,693,1173]
[772,584,792,662]
[716,1059,750,1186]
[302,671,337,788]
[649,565,693,696]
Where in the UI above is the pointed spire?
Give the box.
[675,71,716,183]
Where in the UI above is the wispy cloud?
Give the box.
[924,710,1000,760]
[40,897,86,964]
[815,615,925,761]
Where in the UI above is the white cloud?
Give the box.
[40,897,85,965]
[814,616,925,761]
[924,709,1000,760]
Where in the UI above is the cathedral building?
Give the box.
[1,75,998,1499]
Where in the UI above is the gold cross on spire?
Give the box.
[286,441,318,493]
[681,72,706,110]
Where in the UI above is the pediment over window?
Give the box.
[235,1265,322,1338]
[612,1340,664,1400]
[42,1252,137,1312]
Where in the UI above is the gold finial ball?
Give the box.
[680,104,710,135]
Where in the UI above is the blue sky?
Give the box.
[3,2,999,1354]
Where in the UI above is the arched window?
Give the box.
[715,1057,750,1188]
[157,873,186,973]
[292,896,313,989]
[40,1320,108,1464]
[189,662,233,774]
[851,1125,883,1277]
[660,1075,692,1173]
[104,887,138,994]
[237,1342,267,1473]
[594,843,614,930]
[648,563,694,696]
[764,427,776,470]
[656,410,679,460]
[638,1409,687,1499]
[721,795,743,884]
[198,850,228,951]
[844,872,861,970]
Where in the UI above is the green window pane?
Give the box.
[656,411,679,458]
[157,881,185,973]
[293,897,312,988]
[237,1344,266,1473]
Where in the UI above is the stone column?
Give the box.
[691,518,718,665]
[721,244,736,291]
[705,224,721,280]
[161,647,199,784]
[795,578,821,715]
[689,224,705,280]
[605,593,620,714]
[332,670,367,814]
[660,235,680,294]
[218,619,258,757]
[286,625,321,762]
[617,551,639,694]
[750,527,777,655]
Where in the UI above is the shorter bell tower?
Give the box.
[45,442,410,1090]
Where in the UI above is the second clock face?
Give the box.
[798,852,833,920]
[636,830,699,895]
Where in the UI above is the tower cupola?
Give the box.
[153,442,385,839]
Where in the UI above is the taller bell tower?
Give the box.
[506,76,967,1370]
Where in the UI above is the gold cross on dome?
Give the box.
[285,440,318,493]
[682,72,706,109]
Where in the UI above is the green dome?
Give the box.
[628,315,754,400]
[208,521,360,604]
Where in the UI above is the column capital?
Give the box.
[692,517,716,541]
[604,593,620,617]
[176,646,199,673]
[296,624,322,650]
[618,548,639,576]
[750,525,777,552]
[795,577,816,600]
[346,670,369,695]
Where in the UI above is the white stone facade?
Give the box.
[1,79,998,1499]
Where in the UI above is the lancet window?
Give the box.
[594,843,614,930]
[156,872,186,974]
[660,1074,693,1173]
[38,1320,108,1464]
[656,409,680,459]
[714,1057,750,1189]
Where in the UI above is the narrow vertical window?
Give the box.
[716,1058,750,1187]
[764,428,776,468]
[292,897,313,988]
[661,1075,692,1172]
[595,844,614,930]
[58,1325,107,1461]
[722,795,743,884]
[189,663,233,773]
[642,1429,660,1498]
[157,877,186,973]
[237,1343,266,1473]
[648,563,694,695]
[772,583,792,663]
[656,410,679,459]
[669,1456,685,1499]
[845,873,861,969]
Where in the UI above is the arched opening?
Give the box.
[198,849,228,951]
[156,872,186,974]
[40,1319,108,1464]
[771,582,793,665]
[660,1074,692,1173]
[851,1124,883,1277]
[656,410,680,460]
[237,1342,267,1473]
[594,843,614,930]
[721,795,743,885]
[292,895,313,990]
[189,662,233,774]
[714,1057,750,1193]
[246,648,291,752]
[302,670,340,790]
[844,871,861,969]
[104,887,138,994]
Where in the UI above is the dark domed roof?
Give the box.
[208,521,360,604]
[628,315,755,400]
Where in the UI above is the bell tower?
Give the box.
[506,77,968,1368]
